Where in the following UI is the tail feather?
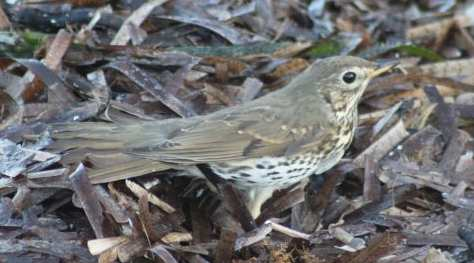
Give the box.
[88,159,173,184]
[49,122,173,183]
[50,122,126,150]
[50,139,125,151]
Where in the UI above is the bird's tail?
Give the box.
[49,122,126,151]
[49,122,173,184]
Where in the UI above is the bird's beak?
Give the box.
[369,61,399,78]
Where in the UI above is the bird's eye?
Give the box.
[342,72,357,84]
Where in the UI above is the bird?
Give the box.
[50,56,395,218]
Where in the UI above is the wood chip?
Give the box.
[0,5,11,29]
[344,184,417,224]
[330,227,366,252]
[87,236,128,256]
[111,0,169,45]
[221,184,256,232]
[215,228,237,263]
[126,179,176,213]
[69,163,106,238]
[267,220,310,240]
[334,232,404,263]
[234,221,272,250]
[405,233,467,248]
[363,156,382,203]
[354,120,410,168]
[422,248,456,263]
[149,244,179,263]
[161,232,193,244]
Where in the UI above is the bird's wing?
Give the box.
[127,104,333,164]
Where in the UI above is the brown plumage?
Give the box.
[50,56,395,217]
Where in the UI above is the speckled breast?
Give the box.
[211,119,355,189]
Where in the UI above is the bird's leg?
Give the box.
[244,186,276,219]
[245,179,310,219]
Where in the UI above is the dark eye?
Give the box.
[342,72,357,84]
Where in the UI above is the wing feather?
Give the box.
[127,104,332,163]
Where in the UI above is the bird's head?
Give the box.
[291,56,396,120]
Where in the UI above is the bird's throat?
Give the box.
[329,95,357,123]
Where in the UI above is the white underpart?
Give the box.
[210,150,346,218]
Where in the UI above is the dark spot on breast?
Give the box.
[278,162,290,166]
[231,175,239,179]
[247,180,256,184]
[267,165,275,169]
[256,164,265,169]
[267,171,279,176]
[322,147,333,155]
[299,160,305,165]
[272,177,283,180]
[240,173,252,177]
[343,127,352,136]
[290,175,301,179]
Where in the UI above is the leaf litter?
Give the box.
[2,0,474,262]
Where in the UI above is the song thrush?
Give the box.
[51,56,394,218]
